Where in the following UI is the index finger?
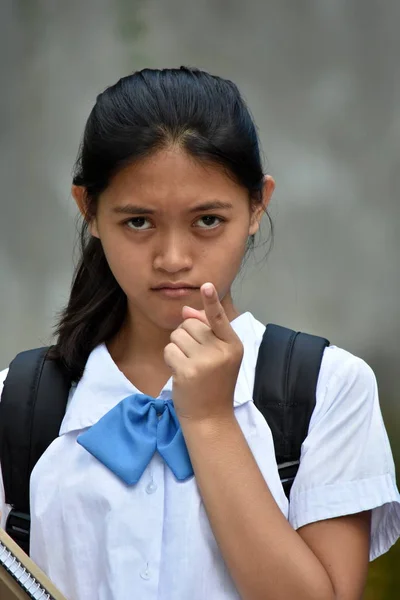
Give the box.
[200,283,234,342]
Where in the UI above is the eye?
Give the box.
[126,217,153,231]
[195,215,224,229]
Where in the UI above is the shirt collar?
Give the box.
[60,311,265,435]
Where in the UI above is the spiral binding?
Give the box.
[0,539,53,599]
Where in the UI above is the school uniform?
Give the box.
[1,310,399,600]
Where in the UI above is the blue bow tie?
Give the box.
[77,393,193,485]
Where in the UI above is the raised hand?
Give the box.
[163,283,244,424]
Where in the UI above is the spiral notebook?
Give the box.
[0,527,67,600]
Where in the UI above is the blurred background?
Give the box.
[0,1,399,597]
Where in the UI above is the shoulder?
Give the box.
[242,313,377,399]
[245,311,378,423]
[319,344,375,388]
[313,345,377,425]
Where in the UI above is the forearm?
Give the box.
[181,414,335,600]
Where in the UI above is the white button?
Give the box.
[146,481,157,494]
[140,566,151,580]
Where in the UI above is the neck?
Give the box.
[108,308,171,368]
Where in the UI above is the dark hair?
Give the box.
[51,66,272,381]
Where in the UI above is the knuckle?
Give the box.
[223,341,243,364]
[236,340,244,356]
[182,366,197,381]
[180,319,193,333]
[213,310,224,323]
[170,328,183,343]
[164,342,175,356]
[183,318,203,331]
[234,345,244,364]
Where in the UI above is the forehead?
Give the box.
[100,147,248,211]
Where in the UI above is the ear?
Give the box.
[71,184,99,238]
[249,175,275,236]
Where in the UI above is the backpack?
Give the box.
[0,324,329,555]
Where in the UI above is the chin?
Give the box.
[149,306,186,332]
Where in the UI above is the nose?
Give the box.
[153,231,193,274]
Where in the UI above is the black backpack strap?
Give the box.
[0,347,71,554]
[253,324,329,500]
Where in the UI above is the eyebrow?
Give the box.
[112,201,234,215]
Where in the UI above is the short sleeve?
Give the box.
[288,346,400,561]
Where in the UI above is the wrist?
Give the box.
[179,411,237,438]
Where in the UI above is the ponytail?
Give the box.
[49,224,126,381]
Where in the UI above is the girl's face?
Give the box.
[82,147,273,332]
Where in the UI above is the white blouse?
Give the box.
[0,311,399,600]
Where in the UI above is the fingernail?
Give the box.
[203,283,214,297]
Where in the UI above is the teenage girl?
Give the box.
[1,67,399,600]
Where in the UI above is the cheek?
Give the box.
[201,228,248,279]
[100,234,146,293]
[215,224,248,259]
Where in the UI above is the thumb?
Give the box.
[181,305,210,327]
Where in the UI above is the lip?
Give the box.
[152,282,198,289]
[153,287,198,298]
[151,283,199,299]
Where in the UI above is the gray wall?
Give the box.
[0,1,399,592]
[2,1,399,373]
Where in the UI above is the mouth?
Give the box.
[151,284,199,299]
